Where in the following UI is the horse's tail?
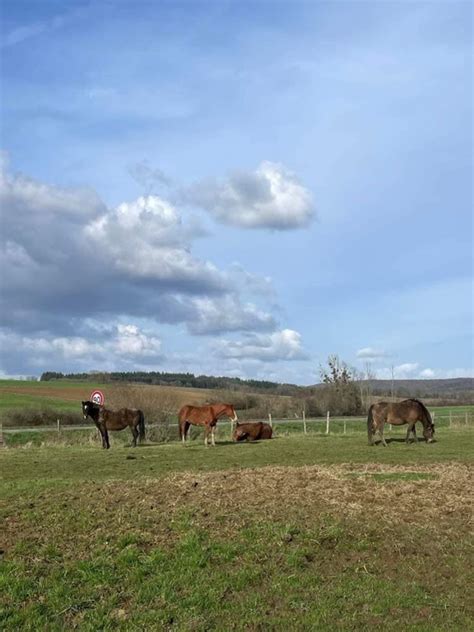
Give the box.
[367,404,375,444]
[138,410,146,442]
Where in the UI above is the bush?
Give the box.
[2,407,84,428]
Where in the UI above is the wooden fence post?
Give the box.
[302,409,307,434]
[343,419,347,435]
[57,418,61,434]
[268,413,272,428]
[326,411,330,435]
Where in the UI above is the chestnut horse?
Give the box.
[233,421,273,442]
[367,398,435,446]
[178,403,237,446]
[82,401,145,449]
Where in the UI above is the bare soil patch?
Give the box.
[2,462,472,556]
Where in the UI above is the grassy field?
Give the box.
[0,379,215,416]
[1,427,473,631]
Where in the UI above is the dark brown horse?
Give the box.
[178,403,237,446]
[82,401,145,449]
[367,398,435,446]
[233,421,273,442]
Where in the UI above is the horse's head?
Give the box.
[423,422,435,443]
[233,423,247,442]
[81,400,90,420]
[82,400,98,420]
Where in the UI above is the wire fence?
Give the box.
[2,409,473,441]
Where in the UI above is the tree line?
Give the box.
[39,370,299,395]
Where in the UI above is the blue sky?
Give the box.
[0,0,472,383]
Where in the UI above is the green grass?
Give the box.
[0,379,108,413]
[0,393,80,412]
[1,428,473,490]
[2,514,470,631]
[1,429,473,630]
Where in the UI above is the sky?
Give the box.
[0,0,472,384]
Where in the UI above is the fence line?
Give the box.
[3,412,473,435]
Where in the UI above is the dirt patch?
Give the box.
[162,462,473,529]
[2,462,472,556]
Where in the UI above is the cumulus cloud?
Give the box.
[356,347,390,360]
[0,324,163,370]
[216,329,308,362]
[186,161,315,229]
[187,295,276,335]
[85,195,225,289]
[0,162,276,341]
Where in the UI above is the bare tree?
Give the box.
[319,355,362,415]
[355,362,376,411]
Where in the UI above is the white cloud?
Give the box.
[186,161,315,229]
[114,324,162,357]
[356,347,390,360]
[188,296,276,335]
[0,163,278,340]
[216,329,308,362]
[1,324,163,364]
[419,368,435,378]
[85,195,225,288]
[377,363,420,379]
[419,367,473,379]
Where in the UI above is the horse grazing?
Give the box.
[82,401,145,449]
[233,421,273,442]
[367,398,435,446]
[178,403,237,446]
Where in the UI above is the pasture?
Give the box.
[0,379,215,415]
[1,426,473,631]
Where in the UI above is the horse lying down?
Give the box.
[233,421,273,442]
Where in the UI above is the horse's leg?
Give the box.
[211,426,216,447]
[204,425,210,447]
[405,424,412,444]
[379,424,388,447]
[131,425,139,447]
[412,424,418,443]
[98,424,107,449]
[103,427,110,449]
[180,420,190,444]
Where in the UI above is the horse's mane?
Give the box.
[404,399,434,426]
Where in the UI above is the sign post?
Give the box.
[90,390,105,406]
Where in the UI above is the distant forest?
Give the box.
[40,371,473,402]
[39,371,299,395]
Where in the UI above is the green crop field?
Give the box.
[1,426,473,631]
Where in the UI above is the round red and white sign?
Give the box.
[90,389,105,406]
